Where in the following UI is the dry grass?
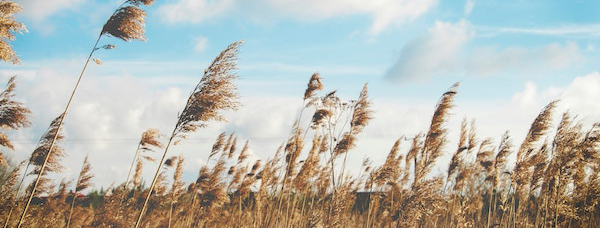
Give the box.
[0,76,30,166]
[0,0,26,64]
[1,4,600,227]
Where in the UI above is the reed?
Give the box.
[0,63,599,227]
[134,41,242,227]
[66,154,93,228]
[0,0,26,64]
[0,76,30,166]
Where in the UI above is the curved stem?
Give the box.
[3,162,30,228]
[16,33,102,228]
[134,130,177,228]
[122,143,142,202]
[66,193,78,228]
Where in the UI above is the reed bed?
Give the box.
[1,62,598,227]
[1,1,599,227]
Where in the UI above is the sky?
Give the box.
[2,0,600,191]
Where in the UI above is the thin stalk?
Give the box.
[168,201,174,228]
[274,99,306,228]
[134,131,177,228]
[337,152,349,189]
[487,189,493,228]
[122,143,142,202]
[554,172,561,228]
[16,33,102,228]
[365,186,374,228]
[66,155,89,228]
[3,162,31,228]
[65,193,78,228]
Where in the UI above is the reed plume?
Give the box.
[0,76,30,166]
[415,83,459,184]
[0,0,26,64]
[372,139,402,187]
[168,155,184,228]
[102,6,147,42]
[66,155,94,228]
[11,2,155,226]
[124,128,163,191]
[209,132,226,161]
[513,101,557,197]
[333,83,372,156]
[228,136,238,159]
[284,122,304,184]
[0,160,23,203]
[447,118,468,187]
[304,73,323,100]
[293,135,322,191]
[135,41,242,227]
[493,131,513,189]
[17,113,66,227]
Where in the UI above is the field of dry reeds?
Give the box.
[1,0,600,227]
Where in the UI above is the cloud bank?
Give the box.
[158,0,438,35]
[385,20,586,83]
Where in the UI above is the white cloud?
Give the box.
[504,72,600,128]
[385,20,474,83]
[3,58,599,190]
[464,0,475,15]
[477,24,600,38]
[385,20,585,82]
[467,41,584,77]
[560,72,600,123]
[158,0,237,24]
[512,82,538,107]
[158,0,438,35]
[194,36,209,52]
[20,0,85,22]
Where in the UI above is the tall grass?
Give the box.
[1,2,600,227]
[0,70,598,227]
[0,0,26,64]
[15,1,156,226]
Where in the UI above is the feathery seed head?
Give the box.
[0,76,31,151]
[76,155,94,192]
[311,109,332,129]
[127,0,155,6]
[0,1,26,64]
[102,6,146,41]
[304,72,323,100]
[237,140,250,163]
[174,41,242,139]
[209,132,226,159]
[140,128,163,151]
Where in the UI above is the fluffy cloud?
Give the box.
[478,24,600,38]
[558,72,600,122]
[194,36,209,52]
[464,0,475,15]
[158,0,235,24]
[385,20,474,83]
[385,20,585,83]
[467,41,584,77]
[20,0,85,22]
[2,58,599,190]
[158,0,438,35]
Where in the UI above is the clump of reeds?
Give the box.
[134,41,242,227]
[17,113,66,227]
[124,128,164,192]
[414,83,458,185]
[0,76,31,166]
[13,1,156,225]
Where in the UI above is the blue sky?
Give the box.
[2,0,600,189]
